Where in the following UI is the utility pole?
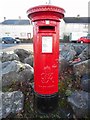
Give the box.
[48,0,51,4]
[46,0,51,5]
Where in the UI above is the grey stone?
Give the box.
[73,59,90,77]
[59,55,70,75]
[1,60,34,87]
[72,44,87,56]
[0,52,19,62]
[68,90,90,118]
[81,74,90,92]
[79,45,90,61]
[24,55,33,67]
[0,91,24,119]
[14,49,33,62]
[61,44,76,61]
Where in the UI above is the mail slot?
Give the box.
[39,26,55,32]
[27,5,65,113]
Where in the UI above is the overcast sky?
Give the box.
[0,0,89,22]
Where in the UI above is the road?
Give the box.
[0,43,16,49]
[1,43,65,52]
[0,43,88,53]
[0,43,33,52]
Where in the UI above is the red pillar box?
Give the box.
[27,5,65,113]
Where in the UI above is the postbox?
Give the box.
[27,5,65,112]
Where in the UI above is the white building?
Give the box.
[0,17,89,41]
[0,19,33,39]
[0,18,65,40]
[63,17,89,41]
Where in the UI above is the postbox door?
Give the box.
[34,32,59,95]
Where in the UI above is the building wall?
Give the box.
[0,20,65,39]
[89,24,90,34]
[63,23,88,41]
[0,25,33,39]
[0,20,89,40]
[65,23,88,35]
[59,19,66,39]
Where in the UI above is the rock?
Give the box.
[79,45,90,61]
[1,60,34,87]
[68,90,90,118]
[58,106,74,119]
[81,74,90,92]
[73,59,90,77]
[72,44,87,56]
[0,52,19,62]
[0,91,24,119]
[59,55,70,75]
[14,49,32,62]
[61,44,76,61]
[24,55,33,67]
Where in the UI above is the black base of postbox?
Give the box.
[34,93,58,114]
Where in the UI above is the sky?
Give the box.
[0,0,89,22]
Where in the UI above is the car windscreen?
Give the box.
[2,37,13,40]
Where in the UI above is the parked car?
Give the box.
[77,36,90,43]
[2,37,21,44]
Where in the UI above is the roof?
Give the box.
[64,17,90,23]
[1,19,30,25]
[1,17,90,25]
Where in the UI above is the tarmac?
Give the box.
[2,43,33,53]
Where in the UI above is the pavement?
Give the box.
[1,43,85,53]
[2,43,33,52]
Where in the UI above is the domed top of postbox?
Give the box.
[27,5,65,22]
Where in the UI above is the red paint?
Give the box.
[27,5,65,95]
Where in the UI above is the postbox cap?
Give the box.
[27,5,65,22]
